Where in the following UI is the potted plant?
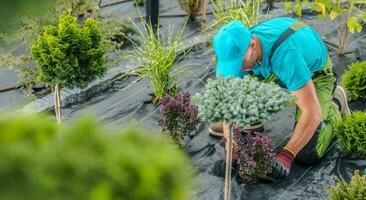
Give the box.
[159,91,200,145]
[195,76,294,194]
[178,0,201,21]
[128,21,184,103]
[327,169,366,199]
[31,14,107,124]
[0,114,194,200]
[335,111,366,159]
[233,128,274,184]
[342,60,366,101]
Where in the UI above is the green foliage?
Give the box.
[194,76,295,128]
[101,17,136,52]
[327,169,366,200]
[31,14,106,88]
[211,0,263,29]
[284,0,304,17]
[178,0,201,21]
[284,0,366,55]
[0,114,194,200]
[0,0,134,95]
[342,60,366,101]
[335,111,366,158]
[134,0,146,6]
[0,0,56,33]
[159,91,200,145]
[128,21,184,103]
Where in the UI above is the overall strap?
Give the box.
[269,20,308,66]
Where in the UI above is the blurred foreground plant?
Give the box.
[0,114,194,200]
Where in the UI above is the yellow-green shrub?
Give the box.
[336,111,366,158]
[327,169,366,200]
[342,60,366,101]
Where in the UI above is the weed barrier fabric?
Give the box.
[24,2,366,199]
[64,38,366,200]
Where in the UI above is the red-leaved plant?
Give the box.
[233,127,274,184]
[159,91,200,144]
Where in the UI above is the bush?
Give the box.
[159,91,200,144]
[194,76,295,128]
[233,128,274,184]
[31,14,106,89]
[178,0,201,21]
[0,114,194,200]
[327,169,366,200]
[129,21,184,103]
[342,60,366,101]
[211,0,262,29]
[335,111,366,158]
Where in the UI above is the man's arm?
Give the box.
[285,79,322,156]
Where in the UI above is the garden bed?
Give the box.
[59,2,366,199]
[62,21,366,199]
[2,1,366,199]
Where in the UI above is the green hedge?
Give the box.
[327,169,366,200]
[0,114,193,200]
[342,60,366,101]
[335,111,366,158]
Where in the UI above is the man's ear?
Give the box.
[250,38,256,48]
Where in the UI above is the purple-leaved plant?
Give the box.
[233,127,275,184]
[159,91,200,144]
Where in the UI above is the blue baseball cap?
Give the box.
[213,20,252,78]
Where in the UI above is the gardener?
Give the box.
[210,17,351,179]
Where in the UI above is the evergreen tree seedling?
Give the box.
[342,60,366,101]
[32,14,106,124]
[336,111,366,159]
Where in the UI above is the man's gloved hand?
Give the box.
[271,148,295,179]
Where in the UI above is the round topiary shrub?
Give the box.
[233,128,274,184]
[31,13,107,123]
[0,114,194,200]
[327,169,366,200]
[159,91,200,145]
[335,111,366,159]
[194,76,295,128]
[32,13,106,89]
[342,60,366,101]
